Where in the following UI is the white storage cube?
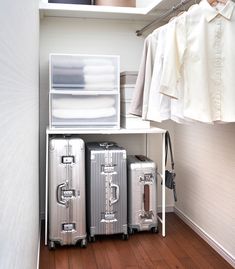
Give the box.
[120,71,138,85]
[50,54,119,91]
[121,100,131,115]
[50,93,120,128]
[120,85,135,101]
[121,115,151,129]
[49,53,120,129]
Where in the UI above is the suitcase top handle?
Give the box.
[135,155,147,162]
[99,142,115,149]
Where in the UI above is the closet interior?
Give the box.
[39,0,235,267]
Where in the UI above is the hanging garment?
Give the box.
[129,33,156,117]
[130,8,198,123]
[145,25,171,122]
[160,0,235,123]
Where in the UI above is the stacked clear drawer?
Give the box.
[49,54,120,129]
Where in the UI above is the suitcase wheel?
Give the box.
[122,233,129,240]
[128,227,134,235]
[80,238,87,248]
[151,227,159,234]
[88,235,96,243]
[48,240,56,250]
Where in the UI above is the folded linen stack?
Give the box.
[83,58,117,90]
[120,71,150,129]
[52,95,116,120]
[52,57,117,90]
[52,58,85,88]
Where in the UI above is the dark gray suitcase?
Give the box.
[127,155,158,234]
[48,137,87,249]
[86,142,128,241]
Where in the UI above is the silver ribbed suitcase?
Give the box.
[86,142,128,241]
[48,137,87,249]
[127,155,158,234]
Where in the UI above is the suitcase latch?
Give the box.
[62,189,75,199]
[62,223,76,232]
[101,164,116,174]
[139,173,154,183]
[62,156,74,164]
[101,212,117,223]
[140,211,153,219]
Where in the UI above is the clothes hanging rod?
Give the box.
[136,0,194,36]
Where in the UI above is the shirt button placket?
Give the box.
[214,17,222,120]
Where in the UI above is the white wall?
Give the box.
[0,1,39,269]
[174,123,235,263]
[136,0,156,8]
[39,17,175,216]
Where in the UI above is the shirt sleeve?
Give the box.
[129,35,151,116]
[159,14,186,99]
[142,33,158,119]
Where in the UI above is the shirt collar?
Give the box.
[200,0,235,22]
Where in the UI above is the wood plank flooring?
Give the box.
[39,213,233,269]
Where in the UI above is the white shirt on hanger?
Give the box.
[129,34,152,117]
[160,0,235,123]
[145,25,171,122]
[146,13,195,124]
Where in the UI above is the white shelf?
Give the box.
[47,126,166,134]
[50,89,119,94]
[39,0,171,21]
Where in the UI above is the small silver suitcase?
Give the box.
[127,155,158,234]
[86,142,128,241]
[48,137,87,249]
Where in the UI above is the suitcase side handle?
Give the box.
[110,184,120,205]
[57,183,67,206]
[143,184,150,212]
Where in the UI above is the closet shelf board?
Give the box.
[46,127,166,134]
[39,0,187,21]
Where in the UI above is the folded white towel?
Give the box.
[84,84,117,91]
[53,68,83,76]
[83,65,115,75]
[52,96,116,110]
[53,107,116,119]
[83,58,114,66]
[52,59,84,69]
[85,74,115,84]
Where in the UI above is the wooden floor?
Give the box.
[40,213,233,269]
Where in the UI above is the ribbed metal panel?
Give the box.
[127,155,157,231]
[49,138,86,246]
[86,142,127,237]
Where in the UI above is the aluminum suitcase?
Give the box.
[48,137,87,249]
[86,142,128,241]
[127,155,158,234]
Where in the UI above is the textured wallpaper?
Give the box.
[0,1,39,268]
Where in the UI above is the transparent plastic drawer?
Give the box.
[50,54,120,91]
[50,93,120,128]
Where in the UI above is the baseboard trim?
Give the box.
[37,220,41,269]
[174,207,235,268]
[158,205,174,213]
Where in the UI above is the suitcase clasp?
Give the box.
[61,156,75,164]
[101,164,116,174]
